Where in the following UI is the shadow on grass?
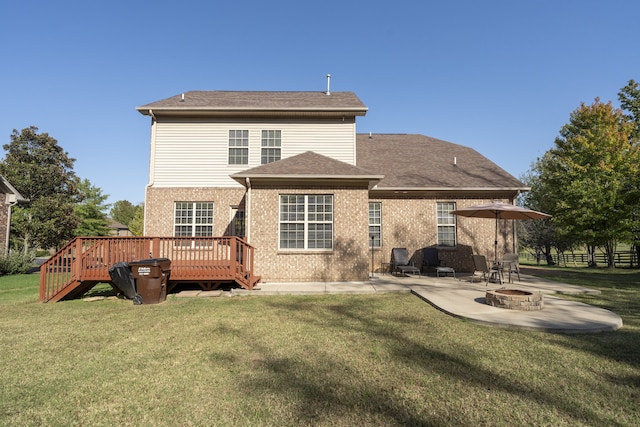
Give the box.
[523,266,640,365]
[212,295,632,425]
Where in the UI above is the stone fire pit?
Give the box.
[485,289,544,311]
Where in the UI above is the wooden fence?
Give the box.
[522,251,639,268]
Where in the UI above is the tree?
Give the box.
[0,127,80,252]
[110,200,144,236]
[618,79,640,266]
[128,203,144,236]
[535,99,640,268]
[518,167,562,265]
[618,79,640,143]
[74,179,110,236]
[110,200,137,227]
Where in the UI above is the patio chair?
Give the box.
[472,254,502,285]
[391,248,421,277]
[502,253,521,283]
[422,247,456,278]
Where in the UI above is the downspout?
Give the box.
[245,177,251,243]
[4,194,17,254]
[143,109,157,236]
[512,192,519,254]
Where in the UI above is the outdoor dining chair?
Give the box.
[472,254,502,285]
[502,253,521,283]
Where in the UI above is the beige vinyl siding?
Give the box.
[151,118,356,187]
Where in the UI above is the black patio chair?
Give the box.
[422,247,455,278]
[391,248,421,277]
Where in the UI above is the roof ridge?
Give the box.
[231,151,381,178]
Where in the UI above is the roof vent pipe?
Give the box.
[326,74,331,95]
[180,93,185,102]
[453,156,457,166]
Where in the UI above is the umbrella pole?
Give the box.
[494,213,498,262]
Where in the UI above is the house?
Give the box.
[107,218,133,236]
[136,90,528,283]
[0,175,26,252]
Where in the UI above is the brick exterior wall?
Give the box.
[0,199,8,252]
[145,187,246,236]
[249,185,370,282]
[144,186,515,280]
[372,197,515,273]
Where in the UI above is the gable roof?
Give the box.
[107,218,129,230]
[231,151,383,188]
[356,134,527,192]
[0,175,26,202]
[137,91,368,118]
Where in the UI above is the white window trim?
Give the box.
[278,194,333,251]
[436,202,456,247]
[173,201,214,237]
[261,129,282,164]
[229,206,245,238]
[228,129,249,165]
[369,202,382,248]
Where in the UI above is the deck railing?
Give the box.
[40,236,259,302]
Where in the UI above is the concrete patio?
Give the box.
[222,269,623,334]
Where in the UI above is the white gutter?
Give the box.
[136,106,368,114]
[375,186,531,192]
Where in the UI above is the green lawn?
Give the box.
[1,269,639,426]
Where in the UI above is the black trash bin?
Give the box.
[129,258,171,304]
[108,262,143,305]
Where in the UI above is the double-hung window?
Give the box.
[229,207,245,238]
[279,195,333,250]
[174,202,214,237]
[437,202,456,247]
[228,130,249,165]
[261,130,281,164]
[369,202,381,248]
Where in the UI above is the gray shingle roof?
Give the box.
[356,134,527,190]
[137,91,367,115]
[231,151,382,181]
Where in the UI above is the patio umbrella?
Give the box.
[451,201,551,261]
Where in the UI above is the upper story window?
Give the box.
[369,202,381,248]
[437,202,456,247]
[174,202,214,237]
[261,130,281,164]
[279,195,333,250]
[228,130,249,165]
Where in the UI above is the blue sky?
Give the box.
[1,0,638,206]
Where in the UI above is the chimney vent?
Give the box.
[326,74,331,95]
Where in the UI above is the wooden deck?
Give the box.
[40,236,260,302]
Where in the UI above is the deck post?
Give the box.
[150,237,160,258]
[230,237,237,274]
[41,236,260,301]
[73,238,83,278]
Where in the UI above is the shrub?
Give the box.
[0,251,36,275]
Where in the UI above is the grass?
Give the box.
[1,269,639,426]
